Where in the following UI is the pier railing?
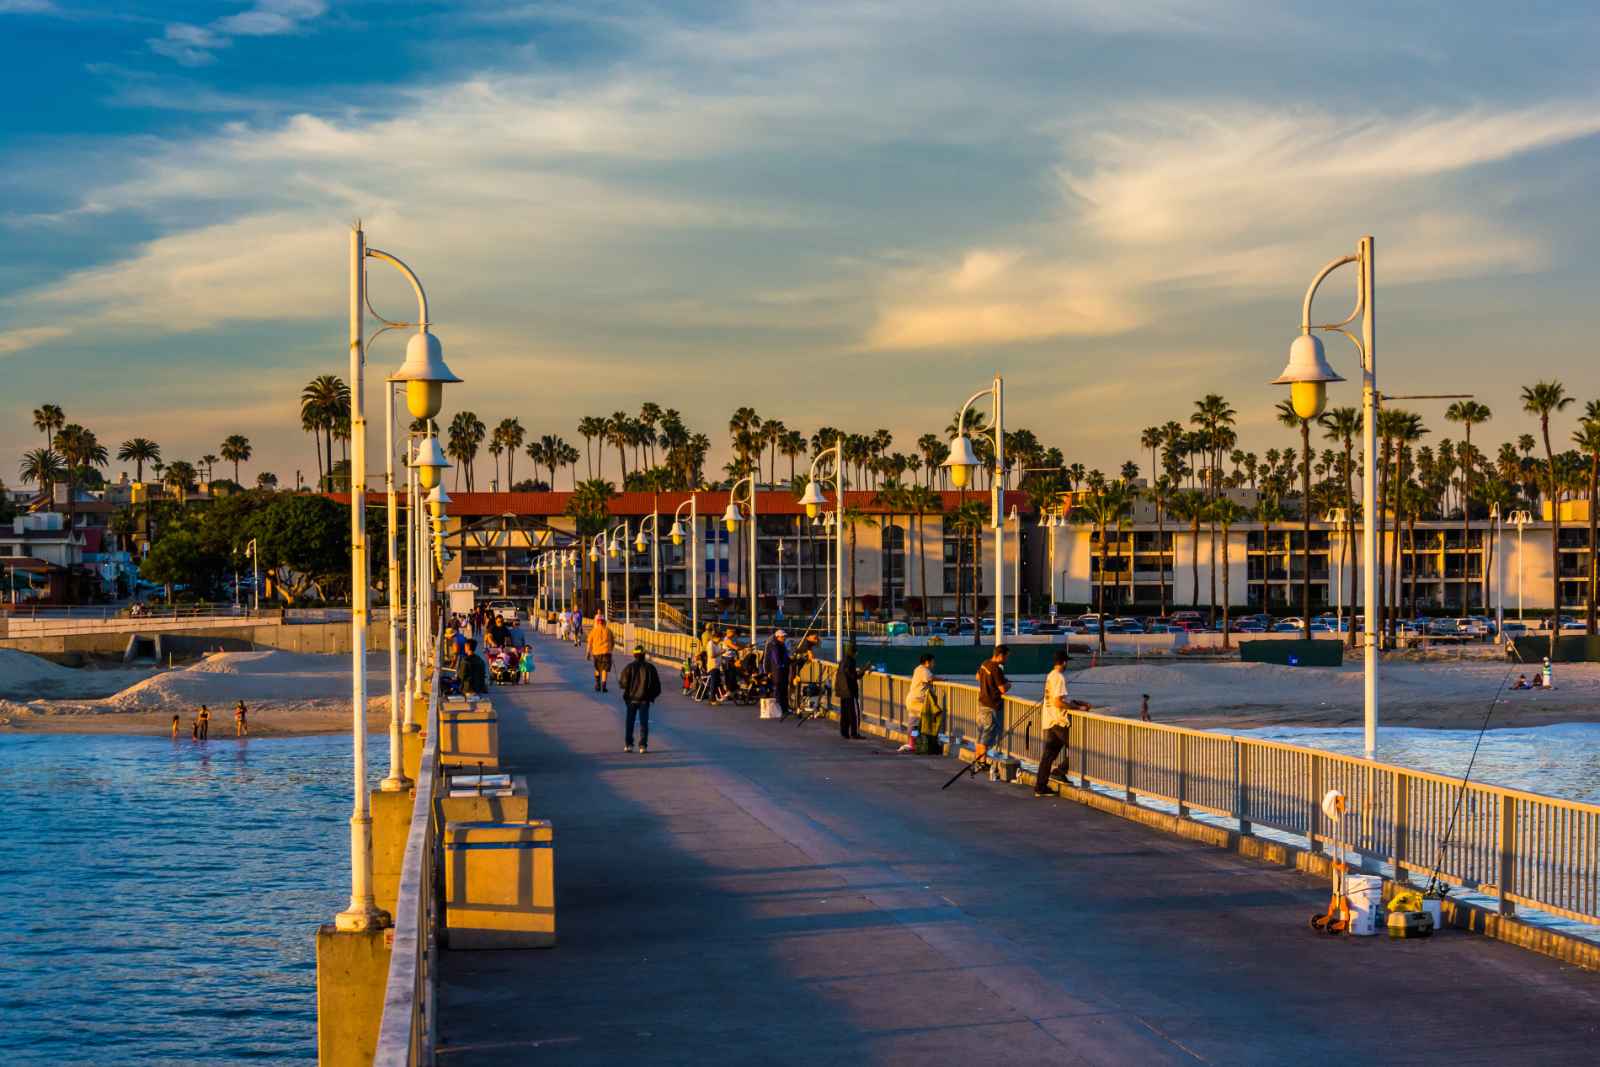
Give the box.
[374,631,443,1067]
[628,624,1600,929]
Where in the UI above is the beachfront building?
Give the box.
[432,490,1580,622]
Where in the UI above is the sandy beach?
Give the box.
[0,648,394,737]
[1014,657,1600,731]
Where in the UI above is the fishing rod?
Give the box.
[942,695,1044,790]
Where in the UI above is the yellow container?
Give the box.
[440,774,530,824]
[438,703,499,769]
[443,820,556,949]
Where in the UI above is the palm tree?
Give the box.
[164,460,197,503]
[33,404,65,457]
[1076,482,1131,652]
[256,471,279,490]
[200,454,220,484]
[560,441,581,489]
[780,429,807,482]
[728,407,761,483]
[839,502,878,637]
[577,416,606,479]
[18,448,64,501]
[447,411,486,491]
[1576,404,1600,635]
[1167,489,1203,609]
[537,434,566,489]
[53,424,107,530]
[488,431,506,489]
[1212,499,1247,647]
[1523,381,1574,652]
[218,435,252,485]
[904,484,941,629]
[301,375,347,490]
[1445,400,1492,610]
[117,438,162,483]
[1192,394,1236,623]
[1387,412,1428,634]
[606,411,634,482]
[567,478,616,612]
[1320,406,1360,648]
[1140,426,1165,485]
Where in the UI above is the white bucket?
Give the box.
[1345,875,1384,936]
[759,697,782,720]
[1422,897,1443,933]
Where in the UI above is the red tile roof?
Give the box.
[332,488,1008,517]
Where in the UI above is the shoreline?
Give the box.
[0,701,393,738]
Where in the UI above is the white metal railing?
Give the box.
[627,624,1600,928]
[374,623,444,1067]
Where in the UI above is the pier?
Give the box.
[356,632,1600,1065]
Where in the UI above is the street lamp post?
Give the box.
[1008,505,1020,635]
[941,375,1005,648]
[724,474,758,645]
[587,533,608,619]
[608,521,633,638]
[798,437,845,657]
[638,510,663,631]
[1490,502,1503,636]
[1273,236,1376,757]
[1325,508,1347,635]
[244,538,258,613]
[671,496,699,637]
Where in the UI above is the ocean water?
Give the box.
[0,732,378,1066]
[1233,722,1600,805]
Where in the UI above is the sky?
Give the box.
[4,1,1600,488]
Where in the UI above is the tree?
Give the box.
[256,471,279,490]
[1167,489,1203,609]
[18,448,64,500]
[247,493,350,602]
[447,411,486,491]
[301,375,347,491]
[200,454,220,484]
[1523,382,1574,651]
[1211,499,1247,648]
[577,416,606,479]
[164,460,197,503]
[117,438,162,483]
[33,404,65,456]
[567,479,616,611]
[1445,400,1492,610]
[53,424,108,532]
[1075,481,1131,653]
[497,418,526,488]
[217,435,252,486]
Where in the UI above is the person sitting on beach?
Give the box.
[1513,674,1533,690]
[235,701,249,736]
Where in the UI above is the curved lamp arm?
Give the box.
[365,247,431,330]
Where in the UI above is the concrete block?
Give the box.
[443,820,556,949]
[401,728,425,784]
[440,774,530,824]
[439,703,499,769]
[315,924,392,1067]
[370,788,414,918]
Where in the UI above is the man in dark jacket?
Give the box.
[763,629,792,716]
[834,644,867,740]
[618,644,662,753]
[456,638,488,697]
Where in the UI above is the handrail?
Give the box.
[374,615,443,1067]
[624,623,1600,928]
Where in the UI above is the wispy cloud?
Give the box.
[149,0,326,66]
[0,326,68,354]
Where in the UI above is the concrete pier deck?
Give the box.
[437,636,1600,1065]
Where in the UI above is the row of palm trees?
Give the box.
[23,404,266,525]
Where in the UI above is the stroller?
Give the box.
[488,651,519,687]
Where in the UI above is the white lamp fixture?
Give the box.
[390,330,462,421]
[669,521,686,546]
[722,503,742,532]
[412,436,451,491]
[941,434,981,489]
[1272,333,1345,421]
[798,479,828,519]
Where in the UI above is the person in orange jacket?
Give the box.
[587,615,616,692]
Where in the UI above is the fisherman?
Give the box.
[234,700,249,737]
[618,644,661,753]
[1034,649,1090,797]
[904,652,938,753]
[587,614,616,692]
[764,629,793,716]
[834,643,867,740]
[974,645,1012,779]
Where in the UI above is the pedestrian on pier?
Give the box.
[974,646,1011,779]
[197,705,211,740]
[764,629,792,716]
[905,653,938,754]
[587,615,615,692]
[235,701,249,737]
[1034,650,1089,797]
[620,644,661,753]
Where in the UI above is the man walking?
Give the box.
[764,628,792,716]
[974,644,1012,780]
[1035,649,1090,796]
[834,643,866,739]
[619,644,661,753]
[587,614,615,692]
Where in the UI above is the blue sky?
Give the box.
[5,1,1600,487]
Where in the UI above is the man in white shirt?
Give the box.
[1035,649,1090,797]
[904,653,938,753]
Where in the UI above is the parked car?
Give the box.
[1427,618,1462,637]
[488,601,521,623]
[1112,617,1146,634]
[1500,621,1529,637]
[1034,621,1063,635]
[1234,623,1267,634]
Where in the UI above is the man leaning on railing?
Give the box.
[1035,649,1090,798]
